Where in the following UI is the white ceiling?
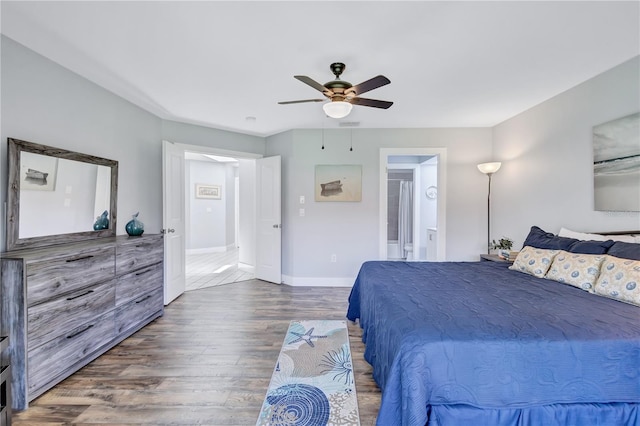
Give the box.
[2,1,638,137]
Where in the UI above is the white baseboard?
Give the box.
[238,262,255,273]
[186,244,236,255]
[281,275,354,287]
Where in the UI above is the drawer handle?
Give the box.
[66,290,94,301]
[66,255,94,263]
[66,324,94,339]
[135,295,153,304]
[135,267,154,276]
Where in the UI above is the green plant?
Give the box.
[491,237,513,250]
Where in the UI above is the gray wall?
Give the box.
[492,56,640,247]
[266,127,493,285]
[186,160,229,251]
[1,36,163,252]
[3,35,637,286]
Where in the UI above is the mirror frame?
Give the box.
[6,138,118,251]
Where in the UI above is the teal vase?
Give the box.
[93,210,109,230]
[125,212,144,236]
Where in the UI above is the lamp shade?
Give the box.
[323,101,353,119]
[477,162,502,175]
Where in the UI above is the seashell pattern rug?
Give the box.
[256,320,360,426]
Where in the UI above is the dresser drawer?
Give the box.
[116,262,163,306]
[28,311,115,395]
[115,288,163,336]
[28,280,116,350]
[116,236,163,275]
[26,247,115,306]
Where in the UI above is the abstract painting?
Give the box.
[593,112,640,211]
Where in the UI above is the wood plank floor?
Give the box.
[186,248,254,291]
[12,280,381,425]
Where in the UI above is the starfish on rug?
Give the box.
[288,327,327,348]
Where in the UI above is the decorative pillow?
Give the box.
[558,227,608,242]
[558,227,636,243]
[568,239,615,255]
[509,246,559,278]
[594,256,640,307]
[522,226,577,251]
[545,251,606,291]
[607,241,640,261]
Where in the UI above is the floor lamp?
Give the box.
[477,162,502,254]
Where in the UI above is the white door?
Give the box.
[255,156,282,283]
[162,140,186,304]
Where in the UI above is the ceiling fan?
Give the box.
[278,62,393,118]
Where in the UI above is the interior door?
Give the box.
[255,155,281,283]
[162,140,186,304]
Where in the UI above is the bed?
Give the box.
[347,227,640,426]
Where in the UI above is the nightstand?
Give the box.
[480,254,512,263]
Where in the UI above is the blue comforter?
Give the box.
[347,261,640,425]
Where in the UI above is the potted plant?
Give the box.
[491,237,513,251]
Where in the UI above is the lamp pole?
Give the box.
[486,172,493,255]
[477,162,501,255]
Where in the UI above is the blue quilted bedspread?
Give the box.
[347,261,640,426]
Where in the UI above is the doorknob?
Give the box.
[162,228,175,234]
[272,224,281,229]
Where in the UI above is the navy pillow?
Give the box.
[607,241,640,260]
[522,226,578,251]
[568,239,615,255]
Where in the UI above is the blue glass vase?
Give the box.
[93,210,109,230]
[125,212,145,236]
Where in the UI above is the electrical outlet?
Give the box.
[331,254,337,263]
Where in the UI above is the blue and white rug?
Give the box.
[256,320,360,426]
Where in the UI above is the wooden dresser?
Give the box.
[0,234,163,411]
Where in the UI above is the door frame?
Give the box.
[379,147,447,261]
[162,141,263,296]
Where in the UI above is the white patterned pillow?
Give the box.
[545,251,605,291]
[509,246,558,278]
[594,256,640,307]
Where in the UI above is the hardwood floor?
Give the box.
[12,280,381,425]
[186,248,254,291]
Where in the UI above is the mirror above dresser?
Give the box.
[6,138,118,251]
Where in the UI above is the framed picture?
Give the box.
[593,112,639,211]
[315,164,362,202]
[20,151,58,191]
[195,184,221,199]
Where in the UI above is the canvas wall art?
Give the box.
[20,151,58,191]
[315,165,362,202]
[593,112,640,212]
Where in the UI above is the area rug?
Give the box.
[256,320,360,426]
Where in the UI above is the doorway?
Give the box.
[183,151,254,290]
[163,142,265,301]
[379,148,447,261]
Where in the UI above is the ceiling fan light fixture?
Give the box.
[323,101,353,119]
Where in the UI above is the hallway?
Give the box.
[185,248,254,291]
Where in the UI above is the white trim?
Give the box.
[379,147,447,261]
[238,262,255,273]
[186,243,235,255]
[281,275,354,287]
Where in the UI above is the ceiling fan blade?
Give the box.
[278,99,325,105]
[349,97,393,109]
[348,75,390,96]
[294,75,332,94]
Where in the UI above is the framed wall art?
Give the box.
[315,164,362,202]
[195,183,221,199]
[593,112,639,211]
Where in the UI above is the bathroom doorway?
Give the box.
[379,148,447,261]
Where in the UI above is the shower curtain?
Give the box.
[398,180,413,259]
